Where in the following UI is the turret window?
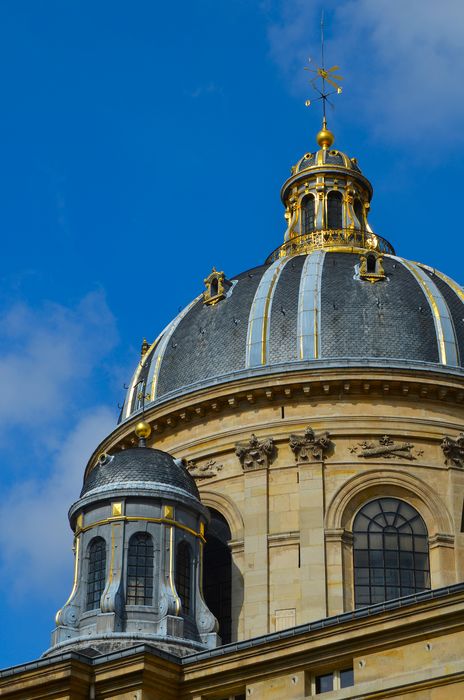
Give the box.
[86,537,106,611]
[301,195,315,234]
[203,509,232,643]
[127,532,154,605]
[353,498,430,607]
[175,541,192,615]
[327,191,343,229]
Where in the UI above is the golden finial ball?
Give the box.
[135,420,152,440]
[316,126,335,149]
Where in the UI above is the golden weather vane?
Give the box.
[304,11,343,127]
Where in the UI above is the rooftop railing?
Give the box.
[265,228,395,263]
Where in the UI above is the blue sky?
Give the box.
[0,0,463,667]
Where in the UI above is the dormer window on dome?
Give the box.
[203,267,231,306]
[359,251,386,284]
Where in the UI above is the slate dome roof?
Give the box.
[293,147,362,175]
[121,251,464,421]
[81,447,199,498]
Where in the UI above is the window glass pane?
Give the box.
[371,569,385,585]
[385,569,399,585]
[386,586,400,599]
[315,673,333,693]
[371,586,385,602]
[414,553,429,570]
[384,550,399,568]
[354,550,369,567]
[355,568,369,584]
[368,533,383,549]
[353,533,368,548]
[369,550,384,567]
[400,569,413,586]
[414,537,428,553]
[384,533,398,550]
[355,586,370,605]
[340,669,354,688]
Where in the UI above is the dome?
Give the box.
[81,446,199,498]
[293,148,362,175]
[121,252,464,421]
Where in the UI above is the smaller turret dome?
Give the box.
[81,447,199,499]
[293,147,362,175]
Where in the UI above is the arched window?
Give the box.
[175,541,192,615]
[126,532,154,605]
[301,195,315,234]
[210,277,219,298]
[327,191,343,229]
[354,198,364,228]
[203,509,232,643]
[86,537,106,611]
[353,498,430,607]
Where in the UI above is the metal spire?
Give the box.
[304,11,343,129]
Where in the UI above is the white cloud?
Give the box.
[0,290,117,432]
[266,0,464,143]
[0,291,119,602]
[0,406,116,602]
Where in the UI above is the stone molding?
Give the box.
[198,489,244,540]
[324,468,454,536]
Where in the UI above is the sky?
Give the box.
[1,0,464,668]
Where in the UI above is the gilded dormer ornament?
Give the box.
[359,252,386,284]
[203,267,230,306]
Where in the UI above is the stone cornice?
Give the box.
[85,366,464,481]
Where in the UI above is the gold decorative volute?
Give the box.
[203,267,230,306]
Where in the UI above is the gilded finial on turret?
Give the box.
[135,420,152,447]
[316,117,334,149]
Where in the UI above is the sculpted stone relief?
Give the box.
[194,430,461,475]
[289,426,331,461]
[441,433,464,468]
[235,433,275,471]
[349,435,423,460]
[185,459,223,479]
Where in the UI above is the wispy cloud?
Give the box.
[0,406,115,602]
[0,291,117,434]
[266,0,464,143]
[0,291,119,601]
[188,82,223,99]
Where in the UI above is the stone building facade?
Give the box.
[2,119,464,698]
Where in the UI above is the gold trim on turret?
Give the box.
[77,515,206,542]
